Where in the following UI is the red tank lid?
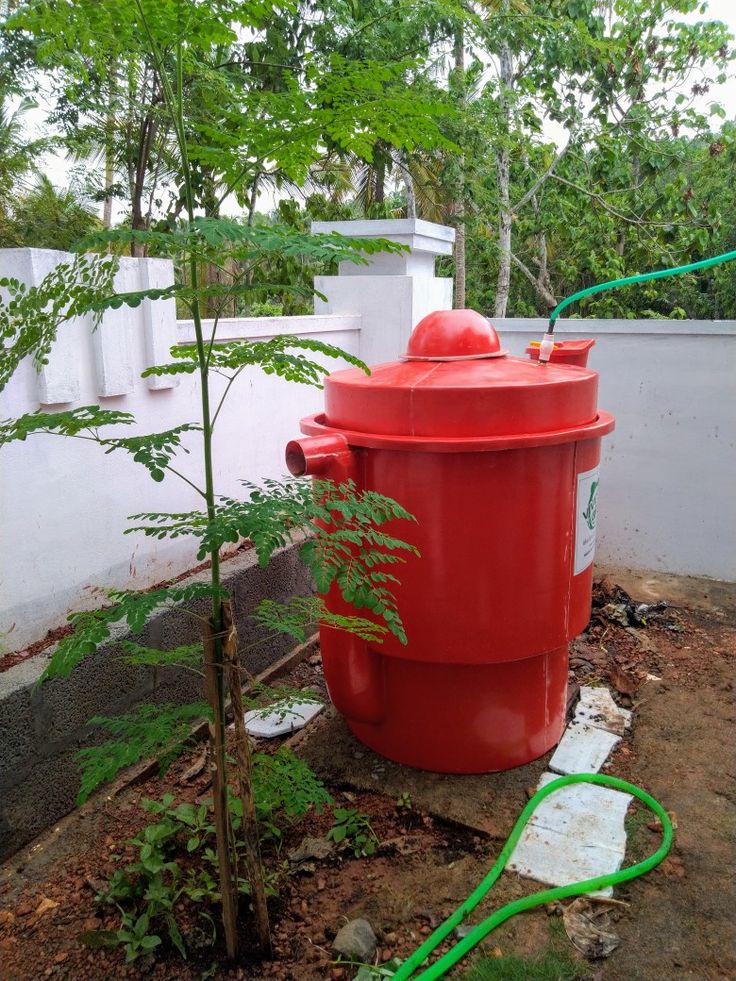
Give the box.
[403,308,506,361]
[323,309,601,441]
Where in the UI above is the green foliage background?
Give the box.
[2,0,735,318]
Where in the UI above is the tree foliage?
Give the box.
[5,0,452,249]
[76,702,213,805]
[0,175,101,251]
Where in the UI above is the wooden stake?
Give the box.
[203,619,239,960]
[222,600,273,956]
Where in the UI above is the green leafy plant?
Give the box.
[116,912,164,963]
[76,703,212,805]
[0,253,117,387]
[0,0,438,963]
[327,807,379,858]
[89,748,332,962]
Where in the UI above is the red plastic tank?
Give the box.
[286,309,614,773]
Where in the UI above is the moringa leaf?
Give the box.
[126,478,417,644]
[74,221,407,269]
[0,253,118,392]
[99,424,201,481]
[75,702,212,804]
[41,582,227,681]
[252,595,389,644]
[0,409,200,482]
[0,405,135,446]
[116,641,203,671]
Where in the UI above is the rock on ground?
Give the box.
[332,918,377,963]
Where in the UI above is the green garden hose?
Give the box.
[537,246,736,362]
[391,773,673,981]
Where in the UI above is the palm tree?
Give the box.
[0,90,46,211]
[1,175,101,250]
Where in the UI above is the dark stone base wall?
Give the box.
[0,543,312,860]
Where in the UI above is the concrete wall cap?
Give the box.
[310,219,455,256]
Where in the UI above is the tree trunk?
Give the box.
[103,154,114,230]
[395,150,416,218]
[536,228,556,309]
[203,621,239,960]
[524,156,556,312]
[374,153,385,207]
[222,601,272,956]
[495,147,512,317]
[130,114,156,257]
[510,251,556,309]
[454,221,466,308]
[494,33,514,318]
[103,73,115,231]
[452,26,466,308]
[247,173,261,227]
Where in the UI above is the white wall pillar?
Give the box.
[312,219,455,365]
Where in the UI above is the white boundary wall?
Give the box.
[497,319,736,582]
[1,221,734,651]
[0,221,454,650]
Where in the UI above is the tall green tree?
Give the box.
[0,87,47,218]
[455,0,732,315]
[8,0,452,249]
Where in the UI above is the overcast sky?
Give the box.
[30,0,736,219]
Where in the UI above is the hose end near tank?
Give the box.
[538,330,556,365]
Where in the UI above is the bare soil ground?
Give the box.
[0,576,734,981]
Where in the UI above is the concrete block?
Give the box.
[0,751,85,858]
[150,658,206,708]
[226,545,314,676]
[312,218,455,277]
[0,248,83,404]
[533,772,631,842]
[0,680,36,783]
[245,699,323,738]
[29,249,83,405]
[548,722,620,776]
[33,644,153,752]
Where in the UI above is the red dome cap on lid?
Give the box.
[403,308,506,361]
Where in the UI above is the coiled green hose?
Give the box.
[548,247,736,330]
[391,773,673,981]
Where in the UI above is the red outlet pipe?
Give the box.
[285,433,357,484]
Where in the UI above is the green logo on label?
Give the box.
[583,480,599,531]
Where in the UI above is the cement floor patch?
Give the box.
[548,721,620,775]
[508,773,633,897]
[574,686,632,736]
[296,708,550,838]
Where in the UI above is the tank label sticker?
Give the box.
[574,465,600,575]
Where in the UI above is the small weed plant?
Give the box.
[462,949,584,981]
[88,746,332,961]
[328,807,379,858]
